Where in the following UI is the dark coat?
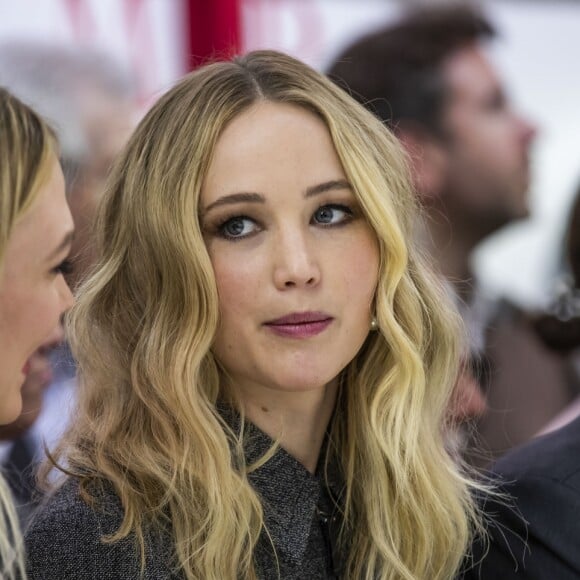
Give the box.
[464,415,580,579]
[3,434,41,528]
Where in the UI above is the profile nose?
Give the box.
[39,319,66,354]
[273,229,321,290]
[59,275,75,314]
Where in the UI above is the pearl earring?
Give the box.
[370,317,379,331]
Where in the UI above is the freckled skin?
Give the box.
[201,102,380,403]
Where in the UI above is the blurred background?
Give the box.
[0,0,578,310]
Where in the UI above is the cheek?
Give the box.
[0,287,30,342]
[211,252,263,328]
[2,288,61,352]
[340,235,380,305]
[472,119,518,161]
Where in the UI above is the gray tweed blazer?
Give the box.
[24,421,344,579]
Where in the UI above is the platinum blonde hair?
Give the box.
[0,86,55,580]
[61,50,481,579]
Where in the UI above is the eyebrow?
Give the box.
[202,179,352,214]
[305,179,352,198]
[47,230,75,261]
[203,192,265,214]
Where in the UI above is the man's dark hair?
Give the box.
[327,5,495,136]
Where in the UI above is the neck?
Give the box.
[236,381,339,473]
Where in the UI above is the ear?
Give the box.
[396,127,448,205]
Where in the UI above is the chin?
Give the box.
[268,370,338,393]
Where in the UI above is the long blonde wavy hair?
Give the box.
[0,87,56,580]
[60,50,481,579]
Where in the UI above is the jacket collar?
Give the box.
[218,406,344,566]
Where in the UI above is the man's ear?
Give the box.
[396,125,448,205]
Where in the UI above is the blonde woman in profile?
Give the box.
[0,88,74,579]
[25,51,482,579]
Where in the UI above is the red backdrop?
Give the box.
[186,0,241,70]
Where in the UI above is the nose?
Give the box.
[272,228,321,290]
[58,274,75,314]
[41,320,66,351]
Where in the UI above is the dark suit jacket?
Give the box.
[464,415,580,579]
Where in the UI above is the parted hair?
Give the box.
[327,5,495,137]
[60,50,481,579]
[0,87,56,580]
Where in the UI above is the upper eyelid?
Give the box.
[210,213,259,230]
[51,258,73,275]
[206,198,358,225]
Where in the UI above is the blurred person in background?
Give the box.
[328,4,575,466]
[464,185,580,579]
[532,182,580,433]
[0,44,137,519]
[0,43,137,295]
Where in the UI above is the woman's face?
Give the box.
[0,155,74,424]
[201,102,379,399]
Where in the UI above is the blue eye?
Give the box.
[219,216,258,240]
[312,204,352,226]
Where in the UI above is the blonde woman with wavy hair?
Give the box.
[26,51,482,579]
[0,88,74,579]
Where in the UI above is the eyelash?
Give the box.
[312,204,354,227]
[214,203,356,241]
[53,259,73,276]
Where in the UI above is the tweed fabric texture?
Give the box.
[25,418,344,579]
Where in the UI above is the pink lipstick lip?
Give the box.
[265,311,332,325]
[264,311,333,338]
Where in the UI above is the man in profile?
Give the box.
[328,5,574,464]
